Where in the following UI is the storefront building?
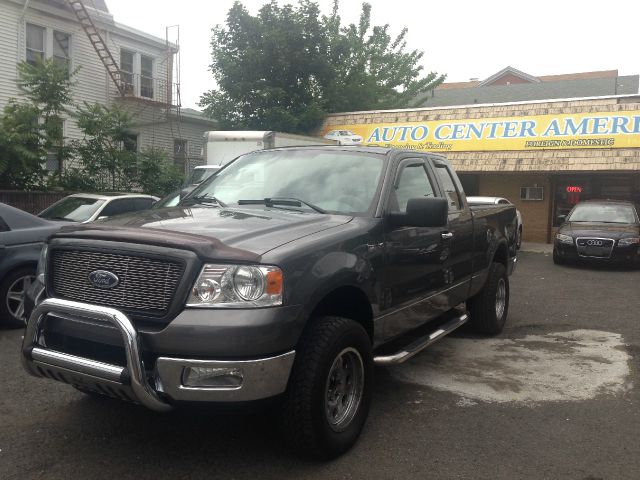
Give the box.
[321,95,640,243]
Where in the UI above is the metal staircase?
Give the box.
[66,0,125,96]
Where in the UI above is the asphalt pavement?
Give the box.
[1,251,639,479]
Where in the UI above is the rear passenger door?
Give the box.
[429,160,474,307]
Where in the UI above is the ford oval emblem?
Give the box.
[88,270,119,289]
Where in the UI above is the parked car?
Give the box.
[553,200,640,266]
[467,196,523,249]
[323,129,363,145]
[38,193,159,223]
[22,146,517,459]
[0,203,63,328]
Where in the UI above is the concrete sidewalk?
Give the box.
[520,242,553,254]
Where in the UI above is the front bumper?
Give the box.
[554,241,640,264]
[21,298,296,411]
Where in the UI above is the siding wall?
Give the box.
[0,0,214,172]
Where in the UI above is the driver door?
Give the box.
[379,159,449,341]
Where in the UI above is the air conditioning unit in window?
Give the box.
[520,186,544,201]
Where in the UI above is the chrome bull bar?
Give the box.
[22,298,173,412]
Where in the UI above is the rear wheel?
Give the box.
[467,262,509,335]
[281,316,373,459]
[0,267,36,329]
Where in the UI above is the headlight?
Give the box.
[186,264,283,308]
[36,243,48,285]
[555,234,574,245]
[618,237,640,246]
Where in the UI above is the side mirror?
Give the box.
[180,185,196,200]
[557,214,567,224]
[389,197,449,228]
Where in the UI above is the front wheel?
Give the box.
[0,267,36,329]
[552,248,565,265]
[467,262,509,335]
[281,316,373,459]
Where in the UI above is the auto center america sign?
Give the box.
[324,110,640,152]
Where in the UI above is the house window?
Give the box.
[120,50,134,94]
[140,55,153,98]
[123,133,138,153]
[45,116,64,173]
[26,24,45,65]
[52,31,70,69]
[174,139,187,165]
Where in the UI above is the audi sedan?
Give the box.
[553,200,640,267]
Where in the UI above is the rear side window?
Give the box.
[133,198,154,211]
[100,199,135,217]
[433,165,462,211]
[0,216,10,232]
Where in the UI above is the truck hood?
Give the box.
[53,206,354,259]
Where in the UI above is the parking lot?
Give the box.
[1,251,638,480]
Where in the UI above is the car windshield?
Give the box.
[185,149,386,214]
[39,197,106,222]
[188,168,219,185]
[568,203,637,224]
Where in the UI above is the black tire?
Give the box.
[281,316,373,459]
[552,248,564,265]
[0,267,36,329]
[467,262,509,335]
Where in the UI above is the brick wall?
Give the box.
[476,174,551,243]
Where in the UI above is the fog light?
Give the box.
[182,366,243,388]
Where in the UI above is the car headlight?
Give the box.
[618,237,640,246]
[555,234,574,245]
[35,243,48,285]
[186,264,283,308]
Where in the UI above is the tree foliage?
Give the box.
[0,59,76,189]
[71,102,138,191]
[199,0,445,133]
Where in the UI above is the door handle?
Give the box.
[441,232,454,240]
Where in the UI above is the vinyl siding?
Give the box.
[0,0,214,171]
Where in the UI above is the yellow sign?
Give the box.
[323,111,640,151]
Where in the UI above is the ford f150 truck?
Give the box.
[22,146,517,459]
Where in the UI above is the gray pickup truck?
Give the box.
[22,146,517,458]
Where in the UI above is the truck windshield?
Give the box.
[185,149,385,214]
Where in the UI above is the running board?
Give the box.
[373,313,468,365]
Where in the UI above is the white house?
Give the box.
[0,0,216,173]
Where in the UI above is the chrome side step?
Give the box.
[373,313,468,365]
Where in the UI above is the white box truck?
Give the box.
[202,131,337,166]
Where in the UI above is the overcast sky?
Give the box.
[105,0,639,110]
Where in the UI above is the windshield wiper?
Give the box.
[181,195,227,208]
[238,197,326,214]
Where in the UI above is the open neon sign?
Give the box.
[566,186,582,193]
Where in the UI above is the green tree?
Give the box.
[0,59,76,188]
[71,102,138,191]
[137,148,184,196]
[199,0,444,133]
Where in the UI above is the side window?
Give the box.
[498,199,509,205]
[100,199,135,217]
[433,165,462,211]
[391,163,435,213]
[0,216,10,232]
[133,198,154,211]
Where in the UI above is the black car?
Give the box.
[553,200,640,266]
[0,203,63,327]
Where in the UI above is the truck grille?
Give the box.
[51,250,184,315]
